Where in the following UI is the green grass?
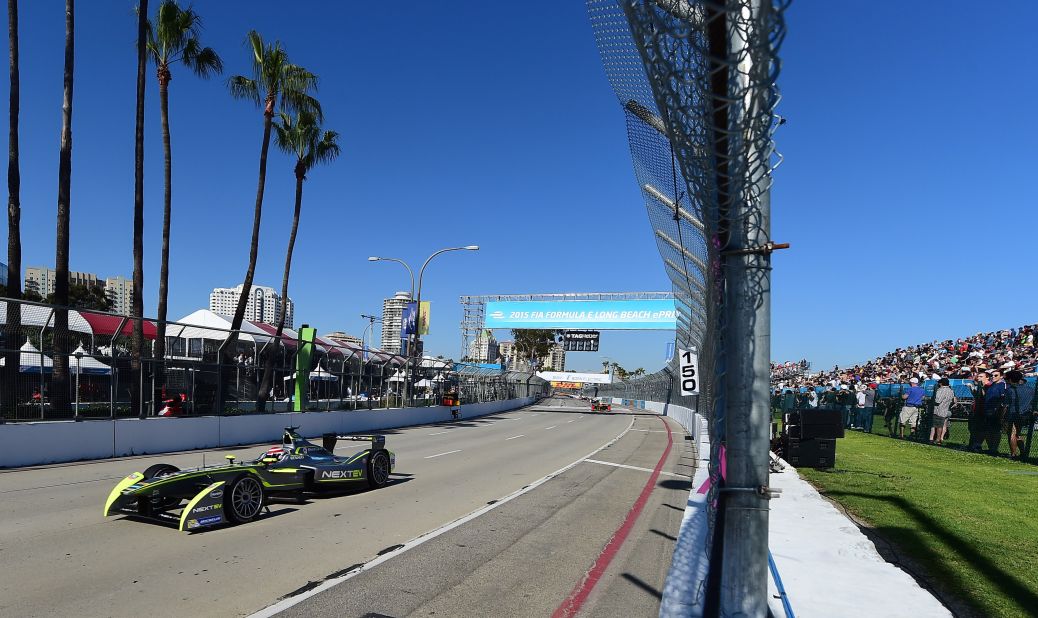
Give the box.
[798,431,1038,618]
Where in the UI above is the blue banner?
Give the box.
[485,299,676,330]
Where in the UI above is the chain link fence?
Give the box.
[589,0,787,612]
[0,297,547,422]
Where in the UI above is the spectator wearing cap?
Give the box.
[837,384,854,429]
[900,377,925,438]
[930,378,954,445]
[1003,370,1034,459]
[853,384,866,430]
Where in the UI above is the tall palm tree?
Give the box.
[3,0,20,417]
[256,110,339,412]
[145,0,221,379]
[130,0,149,418]
[52,0,74,416]
[222,31,318,410]
[226,32,319,333]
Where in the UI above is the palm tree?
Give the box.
[145,0,221,381]
[51,0,74,416]
[130,0,149,418]
[3,0,20,417]
[256,110,339,412]
[222,31,318,410]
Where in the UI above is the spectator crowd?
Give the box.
[771,323,1038,459]
[773,323,1038,390]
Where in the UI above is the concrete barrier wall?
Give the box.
[0,396,540,469]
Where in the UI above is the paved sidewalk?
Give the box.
[767,461,951,617]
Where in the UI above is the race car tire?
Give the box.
[367,451,391,489]
[225,473,265,524]
[138,464,181,515]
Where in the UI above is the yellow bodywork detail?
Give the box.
[103,472,144,517]
[269,468,299,473]
[178,481,224,532]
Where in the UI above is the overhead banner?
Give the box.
[538,371,612,384]
[550,381,583,389]
[485,299,676,330]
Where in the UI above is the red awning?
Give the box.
[79,311,157,340]
[249,322,297,348]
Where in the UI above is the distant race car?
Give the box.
[590,398,612,412]
[104,427,395,532]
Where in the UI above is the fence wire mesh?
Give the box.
[0,297,547,422]
[589,0,786,611]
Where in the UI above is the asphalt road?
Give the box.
[0,397,691,617]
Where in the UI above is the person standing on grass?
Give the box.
[854,384,866,430]
[900,377,925,438]
[862,382,877,433]
[968,371,988,451]
[807,388,818,408]
[930,377,954,445]
[982,369,1007,455]
[1003,370,1033,459]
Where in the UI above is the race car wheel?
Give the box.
[225,474,265,524]
[138,464,181,515]
[367,451,391,489]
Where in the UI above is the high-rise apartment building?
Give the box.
[544,343,566,371]
[209,284,294,328]
[380,291,412,355]
[104,276,133,315]
[25,266,100,297]
[467,329,499,363]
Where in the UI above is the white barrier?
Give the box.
[0,396,540,468]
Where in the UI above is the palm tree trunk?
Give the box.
[3,0,20,419]
[153,65,171,393]
[130,0,148,418]
[218,97,274,413]
[51,0,74,417]
[257,165,304,413]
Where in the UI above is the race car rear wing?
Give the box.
[322,433,386,453]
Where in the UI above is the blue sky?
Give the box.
[1,1,1034,374]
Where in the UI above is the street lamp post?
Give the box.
[412,246,479,406]
[369,247,479,407]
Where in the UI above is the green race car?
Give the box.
[103,427,395,531]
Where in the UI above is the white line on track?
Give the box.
[583,458,687,478]
[566,420,575,423]
[248,417,637,618]
[424,450,461,459]
[506,435,525,441]
[428,431,450,436]
[544,426,557,430]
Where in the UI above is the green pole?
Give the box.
[295,325,316,412]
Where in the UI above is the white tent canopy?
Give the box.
[169,309,273,346]
[69,344,111,375]
[0,339,54,372]
[282,365,339,382]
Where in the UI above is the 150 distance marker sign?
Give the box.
[679,349,699,396]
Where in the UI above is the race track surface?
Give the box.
[0,397,692,617]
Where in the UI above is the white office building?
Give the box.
[209,284,294,328]
[467,329,500,363]
[380,291,412,355]
[104,276,133,315]
[325,331,363,346]
[544,344,566,371]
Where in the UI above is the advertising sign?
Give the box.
[562,330,600,352]
[550,381,583,389]
[485,299,676,330]
[537,371,612,384]
[419,301,431,335]
[401,302,417,339]
[678,348,700,396]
